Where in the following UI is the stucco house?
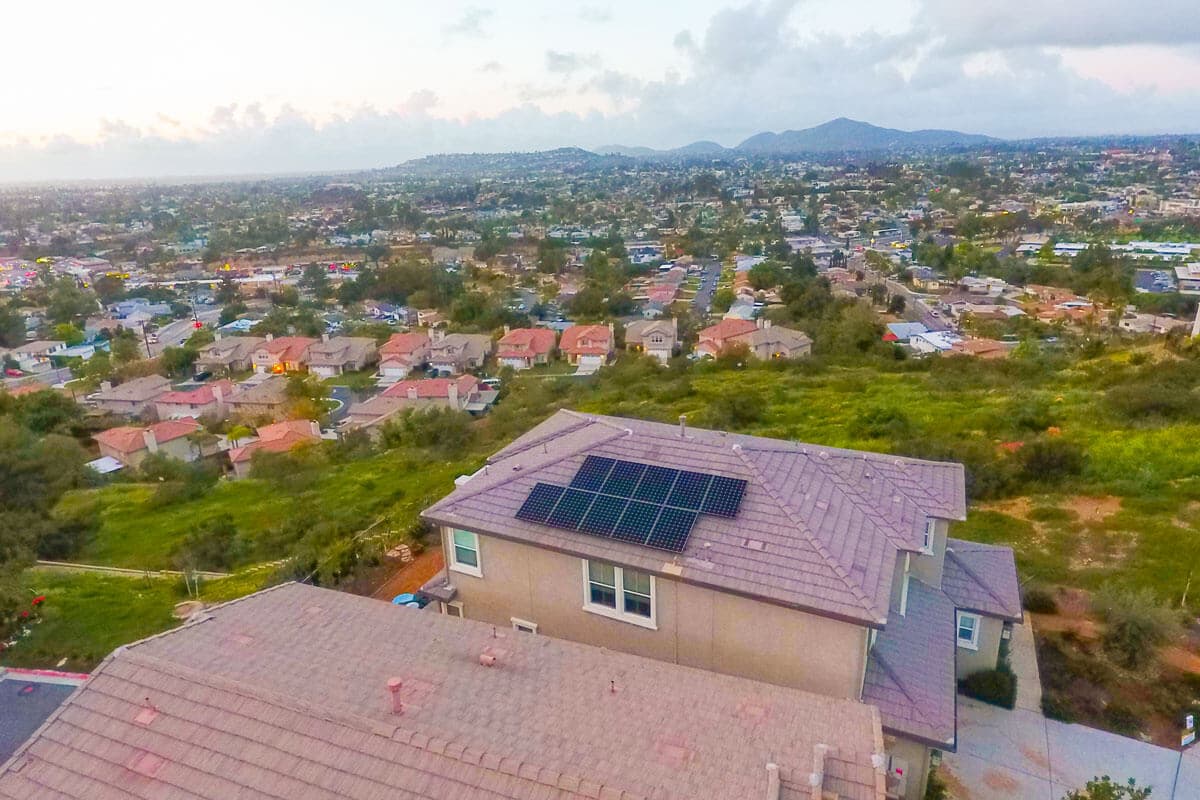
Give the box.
[559,323,615,368]
[623,318,677,364]
[306,335,379,378]
[194,335,265,375]
[251,335,316,374]
[93,418,203,469]
[420,410,1021,800]
[153,379,234,420]
[89,375,172,417]
[227,419,322,478]
[1,340,66,372]
[697,318,812,360]
[496,327,556,370]
[377,331,430,379]
[428,332,492,375]
[227,375,291,422]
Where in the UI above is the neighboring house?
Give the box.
[428,332,492,375]
[153,379,234,420]
[420,410,1021,800]
[882,322,928,344]
[227,419,321,478]
[697,318,812,360]
[378,331,430,379]
[93,418,202,469]
[342,376,497,433]
[227,375,291,421]
[0,340,66,372]
[623,318,677,364]
[951,338,1010,359]
[250,334,316,374]
[908,331,960,355]
[559,323,615,367]
[908,266,945,291]
[306,335,379,378]
[496,327,556,370]
[194,335,265,375]
[0,582,888,800]
[89,375,172,417]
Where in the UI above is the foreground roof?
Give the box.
[861,580,957,748]
[424,411,967,626]
[942,538,1023,622]
[0,583,886,800]
[94,419,200,453]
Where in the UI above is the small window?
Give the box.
[511,618,538,634]
[922,519,936,554]
[443,601,463,618]
[449,529,482,577]
[582,560,657,629]
[956,611,980,650]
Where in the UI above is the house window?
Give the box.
[922,519,936,554]
[956,611,981,650]
[582,560,656,628]
[449,529,482,577]
[511,618,538,634]
[442,601,463,618]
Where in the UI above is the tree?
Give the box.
[0,305,25,348]
[1063,776,1151,800]
[111,330,142,363]
[159,345,198,378]
[299,264,332,301]
[887,295,906,315]
[215,275,240,305]
[47,279,97,325]
[537,238,567,274]
[92,275,126,305]
[1092,586,1178,669]
[712,288,735,313]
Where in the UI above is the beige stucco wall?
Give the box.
[910,518,949,587]
[444,528,870,700]
[956,613,1004,679]
[885,734,932,800]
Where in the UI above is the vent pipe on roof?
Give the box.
[765,762,780,800]
[387,677,404,714]
[679,414,687,437]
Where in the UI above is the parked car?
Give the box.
[5,368,23,377]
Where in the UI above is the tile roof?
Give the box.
[197,336,264,362]
[0,583,886,800]
[154,379,234,407]
[228,420,320,464]
[228,375,289,406]
[559,325,612,354]
[861,580,957,748]
[735,326,812,350]
[307,336,377,366]
[497,328,556,359]
[382,375,479,400]
[699,318,756,342]
[94,419,201,454]
[942,539,1023,621]
[258,336,316,362]
[423,411,967,626]
[623,319,676,344]
[379,332,429,359]
[91,375,171,402]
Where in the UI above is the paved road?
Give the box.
[691,259,722,314]
[146,308,222,355]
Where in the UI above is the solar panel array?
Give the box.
[515,455,748,553]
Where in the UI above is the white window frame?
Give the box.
[441,600,464,618]
[956,611,981,650]
[511,618,538,634]
[448,529,482,578]
[581,560,657,630]
[921,519,936,555]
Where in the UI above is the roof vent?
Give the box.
[743,538,766,552]
[134,698,159,726]
[387,678,404,715]
[765,762,781,800]
[679,414,687,437]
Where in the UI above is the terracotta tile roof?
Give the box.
[862,580,958,748]
[699,318,756,343]
[381,375,478,400]
[94,419,201,453]
[942,539,1023,621]
[497,328,556,359]
[559,325,612,355]
[0,583,886,800]
[307,336,377,367]
[379,332,429,359]
[228,420,320,464]
[423,411,967,626]
[259,336,317,362]
[154,379,234,407]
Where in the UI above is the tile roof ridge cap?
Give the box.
[121,582,300,654]
[484,413,594,463]
[810,456,926,551]
[734,448,881,619]
[944,547,1017,616]
[822,451,959,517]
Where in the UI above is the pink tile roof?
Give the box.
[381,375,478,400]
[0,583,886,799]
[559,325,612,355]
[379,331,429,359]
[94,419,201,453]
[698,318,757,343]
[423,411,966,627]
[258,336,316,362]
[497,328,556,359]
[154,379,234,407]
[942,539,1023,621]
[228,420,320,464]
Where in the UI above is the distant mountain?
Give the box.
[737,117,995,154]
[596,140,731,159]
[376,147,631,178]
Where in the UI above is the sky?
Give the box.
[3,0,1200,181]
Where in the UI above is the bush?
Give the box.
[923,767,948,800]
[959,667,1017,709]
[1019,437,1085,484]
[1024,584,1058,614]
[1063,775,1151,800]
[1042,692,1076,722]
[1101,703,1142,736]
[1092,585,1180,669]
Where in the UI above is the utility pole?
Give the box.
[140,323,152,358]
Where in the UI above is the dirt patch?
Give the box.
[370,548,445,600]
[1063,495,1122,524]
[939,767,973,800]
[980,497,1033,519]
[1032,611,1102,641]
[1162,646,1200,674]
[1068,530,1139,571]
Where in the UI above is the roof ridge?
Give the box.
[485,411,596,462]
[733,447,883,621]
[114,648,648,800]
[944,546,1013,615]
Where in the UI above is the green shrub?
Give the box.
[1042,693,1076,722]
[1063,775,1152,800]
[1092,585,1180,669]
[1024,584,1058,614]
[923,766,948,800]
[1101,703,1142,736]
[1019,437,1086,484]
[959,667,1017,709]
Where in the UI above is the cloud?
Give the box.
[479,60,504,73]
[545,50,601,75]
[578,6,612,23]
[443,7,493,38]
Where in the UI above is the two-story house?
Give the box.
[496,327,556,370]
[623,318,678,364]
[559,324,615,368]
[251,334,316,374]
[153,379,234,420]
[306,335,379,378]
[428,332,492,375]
[697,318,812,360]
[89,375,172,417]
[377,331,430,380]
[420,411,1021,800]
[93,418,203,469]
[194,335,265,375]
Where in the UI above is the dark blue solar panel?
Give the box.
[515,483,566,524]
[580,494,627,535]
[602,460,647,497]
[666,471,712,510]
[546,488,595,530]
[646,506,697,552]
[633,465,678,503]
[701,476,748,518]
[570,456,616,491]
[612,500,660,544]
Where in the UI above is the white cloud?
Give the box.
[443,7,493,38]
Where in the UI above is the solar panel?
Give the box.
[602,460,647,497]
[701,476,748,518]
[612,500,660,544]
[667,471,712,510]
[515,483,566,524]
[633,465,678,504]
[570,456,616,491]
[580,494,628,535]
[646,506,698,552]
[546,488,596,530]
